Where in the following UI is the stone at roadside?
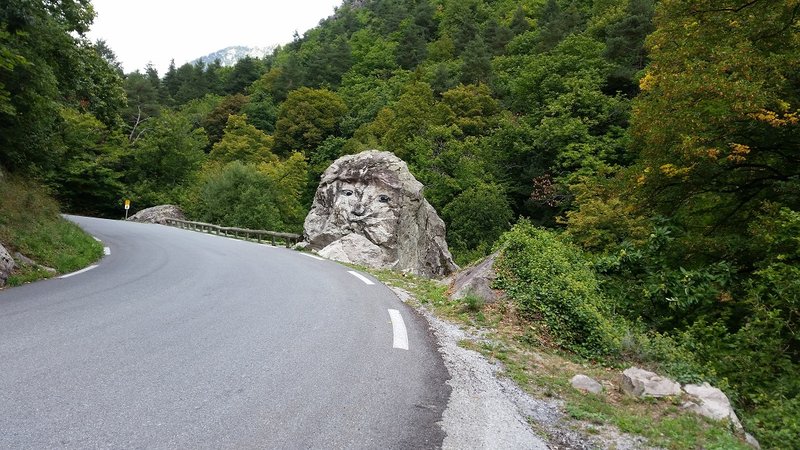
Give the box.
[745,432,761,449]
[303,150,457,278]
[448,251,504,303]
[0,243,16,286]
[681,382,744,432]
[570,374,603,394]
[127,204,186,225]
[13,252,56,274]
[292,241,309,251]
[619,367,681,398]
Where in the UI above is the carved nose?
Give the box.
[352,205,365,216]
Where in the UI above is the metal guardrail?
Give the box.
[164,218,301,247]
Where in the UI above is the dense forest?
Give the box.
[1,0,798,446]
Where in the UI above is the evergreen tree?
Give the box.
[460,37,492,85]
[205,59,224,95]
[122,71,161,140]
[483,18,513,56]
[537,0,585,52]
[224,56,262,94]
[510,5,530,35]
[603,0,655,95]
[162,59,179,103]
[397,22,427,69]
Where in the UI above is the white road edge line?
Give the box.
[299,253,324,261]
[103,247,111,255]
[388,309,409,350]
[347,270,375,285]
[59,264,99,279]
[93,236,101,242]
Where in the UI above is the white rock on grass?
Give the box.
[619,367,681,398]
[681,382,744,432]
[570,374,603,394]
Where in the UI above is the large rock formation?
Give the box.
[127,204,186,225]
[303,150,458,278]
[0,243,15,287]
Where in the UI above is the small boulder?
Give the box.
[13,252,56,274]
[682,382,743,432]
[0,243,16,286]
[448,251,504,303]
[619,367,681,398]
[13,251,36,267]
[745,432,761,449]
[570,374,603,394]
[127,204,186,225]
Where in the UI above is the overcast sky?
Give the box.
[87,0,343,75]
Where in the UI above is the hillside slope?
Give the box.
[0,173,102,286]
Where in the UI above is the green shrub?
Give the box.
[188,157,307,233]
[460,292,485,313]
[190,162,284,231]
[494,220,622,357]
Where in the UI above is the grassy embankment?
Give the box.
[0,175,103,286]
[365,266,750,450]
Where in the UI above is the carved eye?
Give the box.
[378,195,390,203]
[342,189,354,197]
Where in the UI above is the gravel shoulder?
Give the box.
[389,286,656,450]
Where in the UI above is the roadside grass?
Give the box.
[0,175,102,286]
[367,268,749,450]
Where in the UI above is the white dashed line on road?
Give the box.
[388,309,409,350]
[347,270,375,285]
[59,265,98,279]
[93,236,101,242]
[299,253,324,261]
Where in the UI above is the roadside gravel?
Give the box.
[390,286,656,450]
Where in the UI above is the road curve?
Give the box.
[0,216,450,448]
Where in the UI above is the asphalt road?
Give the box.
[0,216,450,449]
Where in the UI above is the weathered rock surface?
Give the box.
[13,252,56,274]
[448,251,504,303]
[571,374,603,394]
[127,204,186,225]
[303,150,458,278]
[682,382,743,432]
[0,243,15,286]
[318,233,391,269]
[619,367,681,398]
[745,432,761,449]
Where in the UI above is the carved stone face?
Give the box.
[304,150,458,277]
[331,179,398,246]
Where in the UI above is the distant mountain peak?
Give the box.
[191,45,276,67]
